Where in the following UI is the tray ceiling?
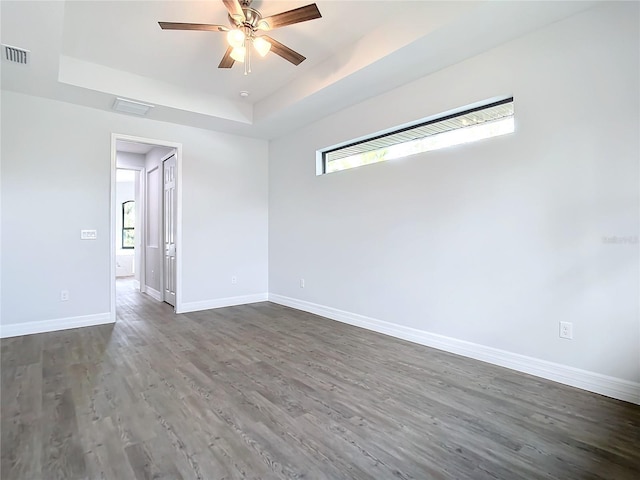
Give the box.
[1,1,598,138]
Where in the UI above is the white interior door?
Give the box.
[163,154,177,306]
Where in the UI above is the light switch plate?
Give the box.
[81,229,97,240]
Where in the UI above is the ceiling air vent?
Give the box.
[112,97,155,116]
[2,44,29,65]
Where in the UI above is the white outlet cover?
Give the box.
[559,321,573,339]
[81,229,97,240]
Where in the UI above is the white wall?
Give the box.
[1,91,268,333]
[116,151,145,170]
[268,1,639,395]
[133,170,141,285]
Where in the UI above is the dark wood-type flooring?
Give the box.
[2,279,639,479]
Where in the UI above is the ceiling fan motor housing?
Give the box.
[230,7,263,32]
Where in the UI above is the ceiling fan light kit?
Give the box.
[230,45,246,63]
[227,28,245,48]
[253,36,271,57]
[159,0,321,75]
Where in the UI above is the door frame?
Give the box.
[110,133,184,321]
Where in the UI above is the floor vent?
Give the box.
[2,44,29,65]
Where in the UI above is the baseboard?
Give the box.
[0,312,113,339]
[145,286,162,301]
[268,294,640,405]
[180,293,269,314]
[133,279,140,290]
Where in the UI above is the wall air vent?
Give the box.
[2,44,29,65]
[112,97,155,116]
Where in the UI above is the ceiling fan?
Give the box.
[159,0,322,75]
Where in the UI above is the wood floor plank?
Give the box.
[41,389,87,480]
[2,278,639,479]
[2,360,44,478]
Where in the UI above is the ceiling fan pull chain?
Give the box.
[244,48,248,75]
[246,40,251,75]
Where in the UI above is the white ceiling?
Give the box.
[1,0,598,139]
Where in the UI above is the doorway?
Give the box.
[110,134,183,321]
[115,168,139,282]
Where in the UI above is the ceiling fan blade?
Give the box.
[222,0,245,22]
[218,46,235,68]
[262,36,305,66]
[258,4,321,31]
[159,22,229,32]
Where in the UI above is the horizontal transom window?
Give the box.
[321,98,514,174]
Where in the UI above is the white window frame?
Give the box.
[318,97,514,175]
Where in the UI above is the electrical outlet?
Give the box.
[559,321,573,339]
[300,278,305,288]
[60,290,69,302]
[231,276,237,284]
